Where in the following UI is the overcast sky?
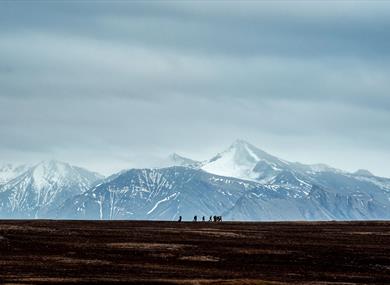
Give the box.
[1,1,390,176]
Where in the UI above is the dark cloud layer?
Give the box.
[0,1,389,176]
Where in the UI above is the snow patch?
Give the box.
[147,192,178,215]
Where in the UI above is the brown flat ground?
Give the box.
[1,220,390,284]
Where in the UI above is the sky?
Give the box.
[0,1,390,176]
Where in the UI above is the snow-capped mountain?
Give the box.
[2,139,390,221]
[0,163,31,185]
[57,166,390,221]
[201,139,289,183]
[166,140,325,195]
[57,167,247,220]
[354,169,374,177]
[172,140,390,199]
[164,153,201,168]
[0,160,103,218]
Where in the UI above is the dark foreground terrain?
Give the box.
[1,220,390,284]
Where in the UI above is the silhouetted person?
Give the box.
[178,216,182,222]
[209,216,212,222]
[202,216,205,222]
[213,215,217,222]
[193,215,197,222]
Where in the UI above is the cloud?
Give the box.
[0,1,389,176]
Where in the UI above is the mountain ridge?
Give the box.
[1,140,390,220]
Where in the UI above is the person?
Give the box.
[193,215,197,222]
[213,215,217,222]
[202,216,205,222]
[209,216,212,222]
[178,216,182,222]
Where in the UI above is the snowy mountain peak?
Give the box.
[30,160,73,188]
[35,159,71,171]
[229,139,286,163]
[202,140,287,181]
[228,140,260,162]
[230,139,253,147]
[38,159,68,167]
[165,153,200,168]
[169,153,193,163]
[354,169,374,177]
[28,160,104,190]
[0,160,104,218]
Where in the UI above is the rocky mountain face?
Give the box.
[2,140,390,221]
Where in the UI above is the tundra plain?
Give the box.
[1,220,390,284]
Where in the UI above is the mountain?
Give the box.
[57,166,390,221]
[192,140,321,197]
[198,140,390,196]
[0,160,103,218]
[57,167,245,220]
[2,140,390,221]
[354,169,374,177]
[0,163,31,185]
[201,139,289,183]
[56,166,299,220]
[164,153,201,168]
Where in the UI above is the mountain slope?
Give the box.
[57,167,251,220]
[0,160,103,218]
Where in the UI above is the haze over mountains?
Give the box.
[1,140,390,220]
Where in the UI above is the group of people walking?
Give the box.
[177,215,222,222]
